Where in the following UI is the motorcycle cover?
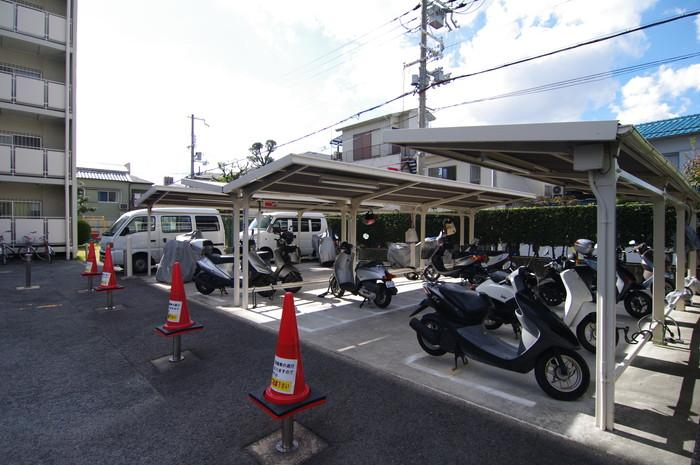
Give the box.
[387,242,411,267]
[335,250,354,286]
[312,234,320,257]
[156,240,200,283]
[319,229,336,266]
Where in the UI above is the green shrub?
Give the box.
[77,219,92,245]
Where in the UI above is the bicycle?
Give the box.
[0,230,22,265]
[18,231,55,263]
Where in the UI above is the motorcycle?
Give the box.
[319,241,397,308]
[422,235,489,285]
[193,230,303,297]
[409,267,590,401]
[629,240,674,295]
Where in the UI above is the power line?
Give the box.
[275,9,700,150]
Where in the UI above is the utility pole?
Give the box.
[418,0,428,130]
[189,114,209,178]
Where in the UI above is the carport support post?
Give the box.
[586,146,617,432]
[420,208,427,268]
[340,208,347,243]
[468,211,476,244]
[297,211,303,251]
[652,198,666,342]
[459,213,465,248]
[147,207,152,277]
[233,199,241,307]
[242,196,251,309]
[675,206,687,311]
[689,209,697,279]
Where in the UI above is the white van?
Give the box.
[100,207,225,273]
[246,212,327,257]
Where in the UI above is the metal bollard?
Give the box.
[169,335,184,362]
[24,251,32,288]
[276,417,299,453]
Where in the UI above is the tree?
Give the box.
[684,138,700,190]
[215,160,248,183]
[247,139,277,168]
[77,183,95,217]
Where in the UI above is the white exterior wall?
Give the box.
[0,0,75,254]
[647,135,699,171]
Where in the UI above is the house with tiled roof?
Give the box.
[636,114,700,172]
[76,163,153,234]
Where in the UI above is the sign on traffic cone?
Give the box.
[81,241,99,276]
[264,292,310,405]
[162,261,196,331]
[97,245,121,291]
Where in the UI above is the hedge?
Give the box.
[327,203,681,249]
[77,219,92,245]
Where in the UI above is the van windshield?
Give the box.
[248,215,272,230]
[103,215,130,236]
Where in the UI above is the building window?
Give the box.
[428,165,457,180]
[97,191,118,203]
[195,216,220,231]
[0,200,41,217]
[161,215,193,233]
[470,165,481,184]
[663,152,680,170]
[353,131,373,160]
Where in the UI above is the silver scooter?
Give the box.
[319,241,397,307]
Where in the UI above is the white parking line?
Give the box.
[358,335,388,346]
[404,353,537,408]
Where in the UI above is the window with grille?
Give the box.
[0,63,42,79]
[0,200,42,217]
[123,216,155,234]
[470,165,481,184]
[195,216,220,231]
[0,131,42,148]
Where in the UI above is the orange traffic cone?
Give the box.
[96,245,122,291]
[162,261,196,331]
[81,241,99,276]
[264,292,311,405]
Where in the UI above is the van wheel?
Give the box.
[132,253,150,274]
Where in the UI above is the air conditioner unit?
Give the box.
[119,203,128,210]
[552,186,565,196]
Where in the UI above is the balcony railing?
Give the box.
[0,1,67,45]
[0,144,69,178]
[0,71,66,112]
[0,216,66,246]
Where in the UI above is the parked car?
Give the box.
[100,207,225,273]
[245,212,327,258]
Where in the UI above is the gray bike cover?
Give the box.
[319,229,336,266]
[387,242,411,267]
[156,240,200,283]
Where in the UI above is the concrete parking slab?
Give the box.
[171,261,700,465]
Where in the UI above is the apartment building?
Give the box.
[336,109,548,197]
[0,0,77,256]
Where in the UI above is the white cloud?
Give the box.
[612,64,700,124]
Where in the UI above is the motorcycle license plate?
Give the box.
[385,281,396,288]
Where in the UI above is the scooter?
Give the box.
[409,267,590,401]
[319,242,397,308]
[476,271,521,337]
[423,235,489,285]
[630,241,674,295]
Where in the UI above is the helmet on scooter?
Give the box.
[362,210,377,226]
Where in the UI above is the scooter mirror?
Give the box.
[362,233,369,240]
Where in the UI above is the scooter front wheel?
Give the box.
[195,278,216,295]
[624,291,652,318]
[330,276,344,298]
[534,348,590,401]
[416,314,446,356]
[423,265,440,283]
[282,271,302,293]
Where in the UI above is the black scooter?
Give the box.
[423,235,489,285]
[409,267,590,401]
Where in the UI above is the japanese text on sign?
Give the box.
[167,300,182,322]
[270,356,297,394]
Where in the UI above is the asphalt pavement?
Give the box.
[1,260,643,465]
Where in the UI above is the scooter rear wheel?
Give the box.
[416,314,446,356]
[576,313,620,353]
[195,278,216,295]
[330,276,344,298]
[538,282,565,307]
[534,348,589,401]
[373,283,392,308]
[423,265,440,283]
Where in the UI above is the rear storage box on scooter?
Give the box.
[574,239,594,256]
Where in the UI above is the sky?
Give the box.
[76,0,700,184]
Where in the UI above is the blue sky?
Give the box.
[76,1,700,183]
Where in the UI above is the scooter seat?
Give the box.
[439,283,491,324]
[358,260,384,268]
[208,254,235,264]
[489,270,509,283]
